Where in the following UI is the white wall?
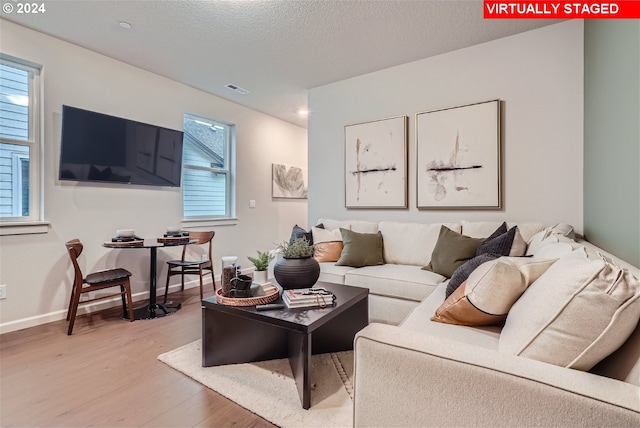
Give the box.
[0,20,308,332]
[308,20,583,231]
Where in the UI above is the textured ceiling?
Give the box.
[3,0,561,128]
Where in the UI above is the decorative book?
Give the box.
[283,288,336,309]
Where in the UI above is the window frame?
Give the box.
[181,112,236,224]
[0,54,46,235]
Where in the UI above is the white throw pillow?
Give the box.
[500,247,640,371]
[312,226,343,244]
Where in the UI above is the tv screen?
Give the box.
[59,105,184,187]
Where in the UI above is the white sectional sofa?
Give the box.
[312,218,640,427]
[316,218,544,325]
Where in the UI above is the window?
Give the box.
[182,113,235,219]
[0,55,42,223]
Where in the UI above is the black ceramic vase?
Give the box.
[273,256,320,290]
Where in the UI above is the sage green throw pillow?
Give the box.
[336,228,384,268]
[423,226,483,278]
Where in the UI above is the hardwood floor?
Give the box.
[0,288,276,427]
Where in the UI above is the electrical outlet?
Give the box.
[249,199,256,208]
[0,284,6,299]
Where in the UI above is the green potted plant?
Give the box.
[247,250,274,284]
[274,237,320,289]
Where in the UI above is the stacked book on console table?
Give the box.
[157,232,190,245]
[282,288,336,309]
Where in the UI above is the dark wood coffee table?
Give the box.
[201,281,369,409]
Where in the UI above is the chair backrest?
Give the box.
[65,239,85,286]
[182,231,215,261]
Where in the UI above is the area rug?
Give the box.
[158,340,354,427]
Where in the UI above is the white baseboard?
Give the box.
[0,268,248,335]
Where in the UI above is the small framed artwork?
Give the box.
[416,99,501,209]
[272,163,308,199]
[344,115,408,208]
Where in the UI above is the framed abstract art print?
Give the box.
[416,100,501,209]
[344,115,408,208]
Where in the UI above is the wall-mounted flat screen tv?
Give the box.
[59,105,184,187]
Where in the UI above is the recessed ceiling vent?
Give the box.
[225,84,249,95]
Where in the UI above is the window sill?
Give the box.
[181,217,238,228]
[0,221,50,236]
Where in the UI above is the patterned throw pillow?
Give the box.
[445,253,500,298]
[432,257,556,326]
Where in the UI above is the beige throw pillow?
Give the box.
[432,257,555,326]
[499,247,640,371]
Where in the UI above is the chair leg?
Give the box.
[209,268,216,293]
[124,279,134,322]
[66,284,76,321]
[120,285,127,318]
[164,266,171,304]
[67,287,82,335]
[180,267,185,291]
[198,266,204,301]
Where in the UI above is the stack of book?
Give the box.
[282,288,336,309]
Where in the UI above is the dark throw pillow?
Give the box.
[446,253,500,298]
[289,225,313,245]
[336,228,384,268]
[486,222,508,241]
[476,225,526,257]
[423,226,483,278]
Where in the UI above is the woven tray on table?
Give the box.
[216,282,280,306]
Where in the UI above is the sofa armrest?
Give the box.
[354,323,640,427]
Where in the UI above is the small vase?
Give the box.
[253,269,268,284]
[273,256,320,290]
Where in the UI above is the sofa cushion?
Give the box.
[500,247,640,371]
[378,221,461,267]
[526,231,576,259]
[317,218,379,234]
[318,262,355,285]
[461,220,544,243]
[432,257,556,326]
[336,229,384,268]
[369,294,421,325]
[423,226,482,278]
[344,264,444,302]
[446,253,500,298]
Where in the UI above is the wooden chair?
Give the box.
[164,231,216,302]
[65,239,134,335]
